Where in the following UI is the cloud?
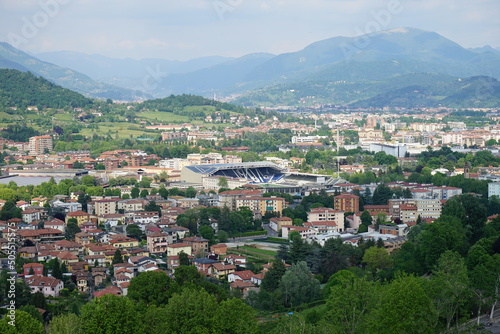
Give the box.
[0,0,498,59]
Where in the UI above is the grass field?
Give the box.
[79,122,155,139]
[137,110,190,123]
[227,246,277,264]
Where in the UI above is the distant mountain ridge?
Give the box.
[0,42,150,101]
[1,27,499,107]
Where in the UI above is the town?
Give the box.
[0,99,500,332]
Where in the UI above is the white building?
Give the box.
[488,182,500,198]
[369,143,407,158]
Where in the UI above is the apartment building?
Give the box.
[29,135,53,155]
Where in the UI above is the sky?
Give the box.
[0,0,499,61]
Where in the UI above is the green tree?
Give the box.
[368,274,437,334]
[185,186,197,198]
[80,294,139,334]
[218,176,228,189]
[214,298,258,334]
[47,313,83,334]
[130,187,140,198]
[66,220,81,240]
[362,246,393,276]
[125,224,142,241]
[322,276,379,334]
[429,251,470,330]
[279,261,320,308]
[178,251,190,266]
[261,258,287,292]
[199,225,214,242]
[112,249,123,265]
[0,310,44,334]
[372,183,392,205]
[128,271,175,306]
[164,288,218,334]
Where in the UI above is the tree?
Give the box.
[362,246,392,276]
[66,220,81,240]
[140,189,149,198]
[360,210,372,227]
[214,298,258,334]
[322,276,379,334]
[372,183,393,205]
[199,225,214,242]
[218,176,228,189]
[158,187,168,199]
[178,251,190,266]
[52,258,63,279]
[112,249,123,265]
[261,258,287,292]
[130,187,140,198]
[429,251,470,330]
[164,288,218,334]
[288,231,306,263]
[47,313,83,334]
[279,261,320,308]
[128,271,175,306]
[31,291,47,309]
[125,224,142,241]
[80,294,139,334]
[0,310,44,334]
[185,186,197,198]
[368,274,437,334]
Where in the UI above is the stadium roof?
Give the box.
[185,161,285,175]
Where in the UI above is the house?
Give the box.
[21,209,41,223]
[75,232,93,245]
[45,218,65,233]
[227,270,256,283]
[66,211,92,226]
[211,262,236,279]
[224,254,247,268]
[54,252,79,270]
[92,267,107,286]
[230,281,256,297]
[250,272,265,286]
[109,236,139,250]
[54,240,84,256]
[166,243,192,257]
[182,236,209,256]
[210,243,227,255]
[84,254,106,267]
[146,232,171,255]
[75,271,90,293]
[18,246,38,260]
[23,263,44,276]
[269,217,293,232]
[192,258,217,276]
[93,286,122,298]
[26,275,63,297]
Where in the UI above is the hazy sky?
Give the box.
[1,0,499,60]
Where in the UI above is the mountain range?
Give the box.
[1,27,500,107]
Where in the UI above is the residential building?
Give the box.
[235,196,286,216]
[166,243,192,257]
[29,135,53,155]
[182,237,209,256]
[26,275,63,297]
[269,217,293,232]
[334,193,359,213]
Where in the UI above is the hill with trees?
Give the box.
[0,69,93,109]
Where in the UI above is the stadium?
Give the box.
[180,161,287,184]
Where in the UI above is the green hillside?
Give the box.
[0,69,93,109]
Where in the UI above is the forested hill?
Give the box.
[142,94,246,113]
[0,69,93,109]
